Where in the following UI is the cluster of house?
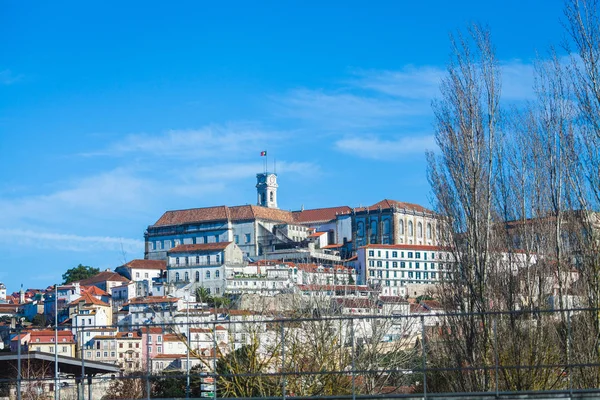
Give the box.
[0,171,585,376]
[0,257,445,375]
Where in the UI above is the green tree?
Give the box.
[62,264,99,284]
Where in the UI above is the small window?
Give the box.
[215,270,220,278]
[206,271,211,279]
[245,234,251,244]
[368,250,374,257]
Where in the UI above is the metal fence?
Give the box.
[3,307,600,400]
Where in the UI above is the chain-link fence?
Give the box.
[3,308,600,399]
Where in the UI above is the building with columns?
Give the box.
[144,171,441,264]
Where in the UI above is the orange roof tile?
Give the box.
[77,271,129,285]
[364,199,434,214]
[124,259,167,270]
[83,286,110,297]
[151,204,294,228]
[68,292,110,307]
[168,242,232,254]
[293,206,352,223]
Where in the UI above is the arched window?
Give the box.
[206,270,211,279]
[427,223,432,239]
[215,270,220,278]
[175,272,180,282]
[195,256,200,264]
[370,220,377,234]
[383,219,390,235]
[357,221,364,237]
[195,271,200,282]
[408,221,414,236]
[175,257,180,265]
[184,272,189,281]
[269,191,274,202]
[399,219,404,235]
[417,222,423,238]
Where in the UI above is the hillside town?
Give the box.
[0,171,586,398]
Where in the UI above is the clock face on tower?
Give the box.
[268,175,276,185]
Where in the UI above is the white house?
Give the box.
[166,242,244,296]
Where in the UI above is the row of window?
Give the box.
[175,254,221,265]
[369,270,438,280]
[174,270,221,282]
[150,235,225,251]
[368,260,448,270]
[368,250,449,260]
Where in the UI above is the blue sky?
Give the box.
[0,1,566,292]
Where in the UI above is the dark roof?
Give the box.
[168,242,232,254]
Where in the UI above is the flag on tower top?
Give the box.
[260,151,267,156]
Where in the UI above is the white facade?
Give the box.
[356,244,452,295]
[256,172,278,209]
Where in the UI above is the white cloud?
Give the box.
[335,135,436,160]
[0,69,23,85]
[0,228,144,253]
[350,66,444,99]
[84,123,287,159]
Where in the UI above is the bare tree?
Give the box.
[427,23,502,392]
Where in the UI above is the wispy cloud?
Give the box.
[335,135,436,160]
[0,69,24,85]
[0,228,144,253]
[84,123,287,159]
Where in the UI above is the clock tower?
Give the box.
[256,172,278,209]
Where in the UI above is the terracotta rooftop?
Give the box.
[77,270,129,286]
[116,331,142,339]
[151,204,295,228]
[168,242,232,254]
[68,292,110,307]
[292,206,352,223]
[123,259,167,270]
[83,286,111,297]
[308,231,327,238]
[363,199,434,214]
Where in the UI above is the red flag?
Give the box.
[260,151,267,156]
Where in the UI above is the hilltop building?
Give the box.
[144,171,441,287]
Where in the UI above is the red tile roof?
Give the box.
[168,242,232,254]
[77,271,129,286]
[308,231,327,238]
[322,244,343,249]
[83,286,110,297]
[151,205,294,227]
[364,199,434,214]
[116,331,142,339]
[293,206,352,223]
[124,259,167,270]
[68,292,110,307]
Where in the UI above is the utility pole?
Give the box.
[54,284,59,400]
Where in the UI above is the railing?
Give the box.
[4,308,600,399]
